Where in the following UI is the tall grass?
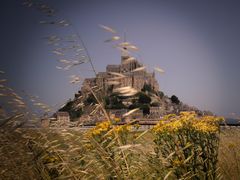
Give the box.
[15,112,223,179]
[2,117,240,179]
[218,127,240,180]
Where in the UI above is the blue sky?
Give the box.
[1,0,240,117]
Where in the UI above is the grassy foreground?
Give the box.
[1,117,240,179]
[218,127,240,179]
[1,129,239,179]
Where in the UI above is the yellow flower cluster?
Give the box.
[133,124,141,129]
[152,118,183,133]
[113,124,131,133]
[88,120,133,138]
[172,159,184,167]
[153,111,223,134]
[192,121,218,133]
[90,121,111,136]
[114,117,121,122]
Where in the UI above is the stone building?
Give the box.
[81,54,159,95]
[109,109,128,119]
[55,111,70,127]
[41,118,50,128]
[149,107,162,118]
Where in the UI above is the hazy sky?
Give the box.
[1,0,240,117]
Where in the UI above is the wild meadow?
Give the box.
[1,115,240,179]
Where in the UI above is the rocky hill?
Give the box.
[58,54,212,121]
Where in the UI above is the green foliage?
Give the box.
[128,102,140,110]
[157,91,164,98]
[105,94,126,109]
[138,92,151,104]
[171,95,180,104]
[59,100,73,112]
[152,112,223,179]
[71,109,83,119]
[140,104,150,115]
[141,83,152,92]
[87,121,140,179]
[104,96,110,106]
[128,92,151,115]
[59,100,83,119]
[128,102,150,115]
[84,94,97,105]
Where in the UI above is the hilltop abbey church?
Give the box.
[81,49,160,95]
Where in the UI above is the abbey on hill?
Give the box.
[53,49,212,128]
[80,54,159,97]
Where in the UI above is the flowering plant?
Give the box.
[152,111,224,179]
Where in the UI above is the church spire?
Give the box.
[121,31,129,63]
[123,31,126,43]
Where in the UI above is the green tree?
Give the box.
[138,92,151,104]
[84,94,97,105]
[140,104,150,115]
[157,91,164,98]
[59,100,83,119]
[171,95,180,105]
[104,96,110,107]
[141,83,152,92]
[105,94,126,109]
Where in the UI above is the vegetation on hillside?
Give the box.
[60,82,188,118]
[59,100,83,120]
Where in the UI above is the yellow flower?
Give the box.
[152,112,221,134]
[84,143,93,150]
[170,120,183,132]
[114,117,121,122]
[172,159,183,167]
[113,124,131,133]
[89,121,111,136]
[228,143,236,149]
[133,124,141,129]
[192,121,218,133]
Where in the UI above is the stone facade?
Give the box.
[55,112,70,127]
[41,118,50,128]
[149,107,161,118]
[109,109,128,119]
[81,55,159,95]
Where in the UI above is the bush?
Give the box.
[84,94,97,105]
[59,100,83,119]
[141,83,153,92]
[87,121,138,179]
[157,91,164,98]
[152,112,223,179]
[171,95,180,104]
[138,92,151,104]
[106,95,126,109]
[85,112,223,179]
[140,104,150,115]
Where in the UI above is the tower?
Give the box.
[121,31,130,64]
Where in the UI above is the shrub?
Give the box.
[86,120,139,179]
[171,95,180,104]
[152,112,224,179]
[138,92,151,104]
